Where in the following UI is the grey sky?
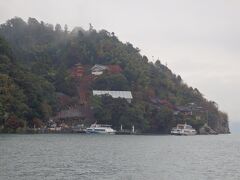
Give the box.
[0,0,239,124]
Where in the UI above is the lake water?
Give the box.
[0,134,239,180]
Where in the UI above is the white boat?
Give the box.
[171,123,197,135]
[86,124,116,134]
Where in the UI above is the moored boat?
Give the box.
[171,123,197,135]
[86,123,116,134]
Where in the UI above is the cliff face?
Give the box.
[0,17,229,133]
[213,115,230,133]
[200,117,229,135]
[207,108,230,134]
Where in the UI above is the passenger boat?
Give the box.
[171,123,197,135]
[86,123,116,134]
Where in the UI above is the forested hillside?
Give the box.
[0,17,229,133]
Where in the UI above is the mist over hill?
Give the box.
[0,17,229,133]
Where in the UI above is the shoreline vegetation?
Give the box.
[0,17,229,135]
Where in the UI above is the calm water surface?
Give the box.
[0,134,239,180]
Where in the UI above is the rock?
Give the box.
[199,123,218,135]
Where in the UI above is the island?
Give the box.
[0,17,229,134]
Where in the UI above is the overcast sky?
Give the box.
[0,0,239,126]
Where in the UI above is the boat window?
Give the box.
[95,129,106,131]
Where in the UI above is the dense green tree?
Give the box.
[92,74,129,91]
[55,24,62,32]
[91,95,147,131]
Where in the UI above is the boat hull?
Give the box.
[86,130,116,134]
[171,131,197,136]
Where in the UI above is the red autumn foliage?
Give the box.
[32,118,44,128]
[5,116,24,130]
[107,65,123,74]
[70,64,84,78]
